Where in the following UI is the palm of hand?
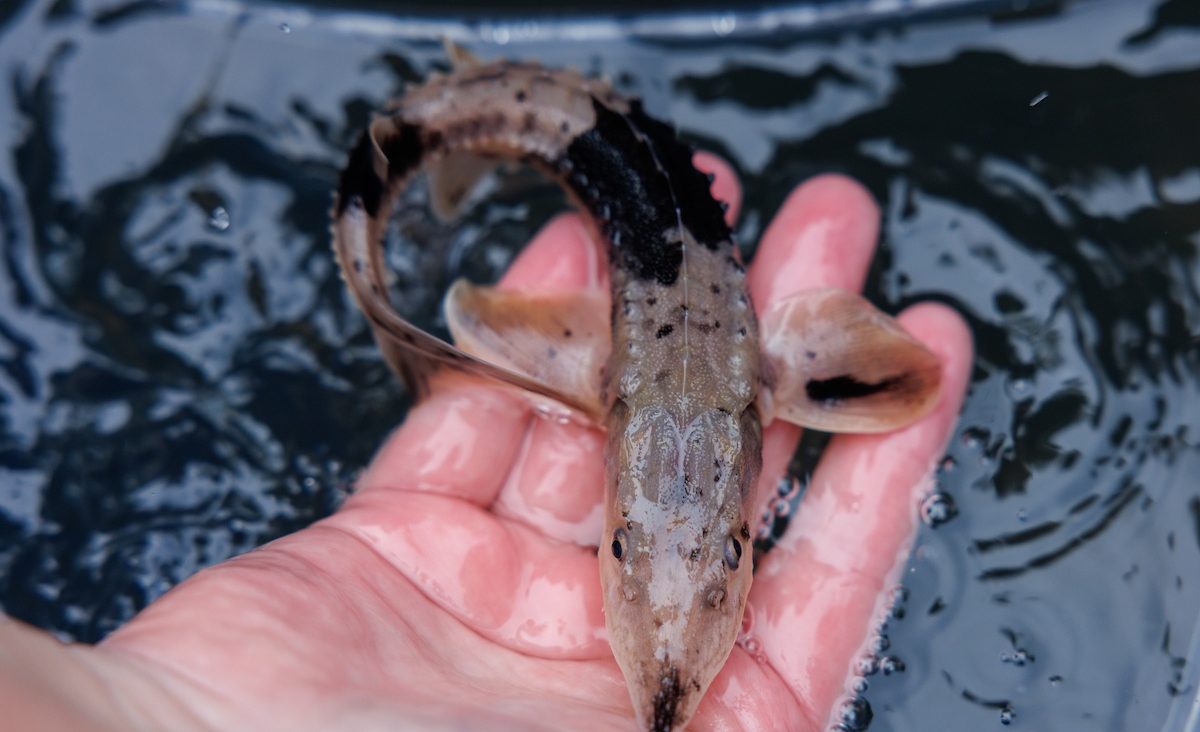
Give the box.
[102,161,971,732]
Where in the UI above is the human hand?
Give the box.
[2,158,972,732]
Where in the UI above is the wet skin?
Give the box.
[0,166,972,732]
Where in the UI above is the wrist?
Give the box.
[0,615,212,732]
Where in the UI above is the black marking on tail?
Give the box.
[652,666,682,732]
[335,121,427,218]
[377,120,427,180]
[335,131,386,217]
[806,374,905,405]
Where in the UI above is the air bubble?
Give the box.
[1000,705,1015,725]
[278,22,291,34]
[1017,507,1028,522]
[961,427,988,450]
[207,206,231,232]
[879,655,905,675]
[939,456,957,473]
[888,586,908,619]
[872,634,890,654]
[773,497,791,518]
[920,492,957,527]
[712,14,736,36]
[856,654,878,676]
[1002,648,1033,666]
[836,697,872,731]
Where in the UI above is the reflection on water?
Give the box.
[0,0,1198,729]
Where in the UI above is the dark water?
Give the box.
[1,0,1198,729]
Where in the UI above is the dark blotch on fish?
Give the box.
[336,122,428,218]
[653,667,682,732]
[378,121,427,180]
[806,374,904,405]
[624,100,731,248]
[564,100,682,285]
[562,98,730,286]
[656,324,674,338]
[335,131,386,217]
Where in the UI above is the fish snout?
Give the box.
[607,571,747,731]
[651,665,684,732]
[629,661,699,732]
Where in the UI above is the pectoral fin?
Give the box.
[445,280,611,416]
[759,288,942,433]
[333,196,601,419]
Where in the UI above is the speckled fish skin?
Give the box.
[332,60,761,732]
[590,115,762,732]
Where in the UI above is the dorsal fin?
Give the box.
[443,39,484,70]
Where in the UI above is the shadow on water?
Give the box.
[0,0,1198,729]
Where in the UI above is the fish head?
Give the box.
[600,404,762,732]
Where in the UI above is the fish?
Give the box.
[331,47,942,732]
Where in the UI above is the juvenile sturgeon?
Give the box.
[332,50,942,732]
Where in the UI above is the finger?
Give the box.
[746,174,882,520]
[325,489,610,661]
[746,304,973,725]
[356,212,598,505]
[356,376,531,505]
[498,212,606,292]
[694,151,742,225]
[747,173,880,313]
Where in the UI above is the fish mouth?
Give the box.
[651,665,682,732]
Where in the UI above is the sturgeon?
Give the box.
[332,49,942,732]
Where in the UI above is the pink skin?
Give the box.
[14,156,971,731]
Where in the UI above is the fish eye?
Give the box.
[612,528,627,561]
[724,535,742,571]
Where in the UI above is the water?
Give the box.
[0,0,1198,729]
